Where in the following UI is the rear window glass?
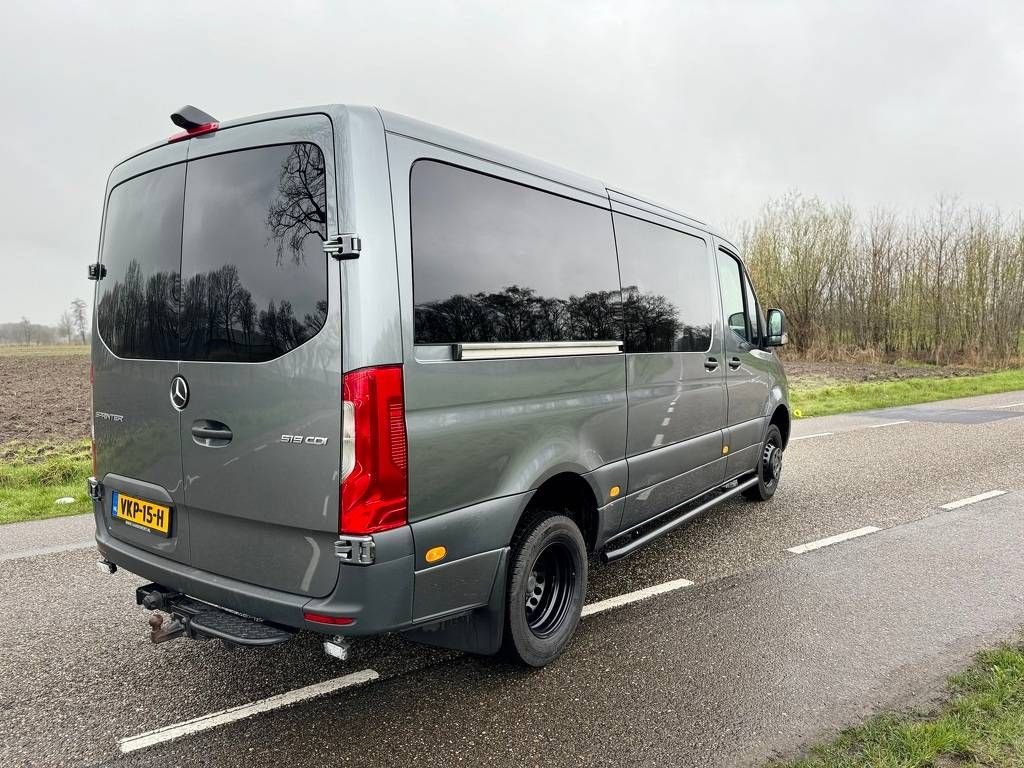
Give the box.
[614,214,714,353]
[97,163,186,360]
[410,160,621,345]
[97,143,328,362]
[180,143,328,362]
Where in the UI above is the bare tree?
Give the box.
[70,298,88,344]
[19,316,31,345]
[57,311,73,344]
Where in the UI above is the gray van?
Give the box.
[88,104,790,667]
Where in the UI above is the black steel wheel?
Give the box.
[743,424,784,501]
[504,513,587,667]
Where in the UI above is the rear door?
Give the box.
[93,146,190,562]
[176,116,343,597]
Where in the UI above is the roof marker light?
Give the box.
[168,104,220,143]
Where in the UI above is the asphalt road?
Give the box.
[2,391,1023,767]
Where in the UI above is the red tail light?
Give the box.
[168,122,219,143]
[303,611,355,626]
[340,365,408,535]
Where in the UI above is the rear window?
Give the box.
[180,144,328,362]
[614,214,714,353]
[97,143,328,362]
[96,163,186,360]
[410,160,621,345]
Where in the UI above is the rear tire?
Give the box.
[743,424,784,501]
[503,513,587,667]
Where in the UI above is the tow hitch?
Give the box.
[136,583,296,647]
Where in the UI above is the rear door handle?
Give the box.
[191,420,232,446]
[728,357,742,370]
[704,357,719,372]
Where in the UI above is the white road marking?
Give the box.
[994,402,1024,409]
[667,407,675,413]
[790,432,833,441]
[0,541,94,563]
[787,526,880,554]
[581,578,695,617]
[941,489,1008,511]
[652,434,665,447]
[118,669,379,753]
[661,417,671,426]
[868,420,910,429]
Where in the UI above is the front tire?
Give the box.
[743,424,784,501]
[503,514,587,667]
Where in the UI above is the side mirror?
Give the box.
[765,308,788,347]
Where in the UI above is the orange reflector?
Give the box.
[425,546,447,563]
[609,485,621,499]
[722,445,730,455]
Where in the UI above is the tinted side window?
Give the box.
[614,214,714,353]
[97,163,185,360]
[411,161,621,345]
[180,143,328,362]
[717,251,748,343]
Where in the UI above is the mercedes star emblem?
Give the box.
[169,375,190,411]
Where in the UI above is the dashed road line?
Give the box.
[994,402,1024,409]
[581,578,695,617]
[0,541,94,563]
[940,489,1008,511]
[787,526,880,554]
[868,420,910,429]
[791,431,833,441]
[118,669,380,753]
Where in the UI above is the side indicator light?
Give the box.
[425,546,447,564]
[722,445,730,455]
[303,611,355,626]
[609,485,621,499]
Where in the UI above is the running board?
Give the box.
[601,476,759,563]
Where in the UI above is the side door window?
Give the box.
[717,250,749,344]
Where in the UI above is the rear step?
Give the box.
[601,475,759,563]
[136,584,296,647]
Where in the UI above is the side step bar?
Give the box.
[136,584,296,647]
[601,476,759,563]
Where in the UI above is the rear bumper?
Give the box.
[93,501,416,637]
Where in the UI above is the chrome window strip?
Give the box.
[452,341,623,361]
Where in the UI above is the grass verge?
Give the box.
[0,441,92,524]
[772,643,1024,767]
[790,368,1024,418]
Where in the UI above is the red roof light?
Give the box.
[168,122,219,143]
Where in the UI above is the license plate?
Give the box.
[111,491,172,536]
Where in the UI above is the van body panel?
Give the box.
[412,549,504,622]
[620,457,729,532]
[385,132,628,523]
[338,107,405,372]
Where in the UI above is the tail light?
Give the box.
[340,365,408,535]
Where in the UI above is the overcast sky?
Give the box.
[2,0,1023,325]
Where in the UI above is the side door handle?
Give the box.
[704,357,719,372]
[728,357,742,370]
[191,420,233,447]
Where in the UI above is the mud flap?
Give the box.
[401,548,508,656]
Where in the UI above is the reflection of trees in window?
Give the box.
[415,284,711,352]
[99,259,327,361]
[622,285,711,353]
[415,285,624,344]
[265,143,327,266]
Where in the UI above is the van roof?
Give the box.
[111,103,731,244]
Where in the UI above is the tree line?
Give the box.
[0,299,89,345]
[740,193,1024,365]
